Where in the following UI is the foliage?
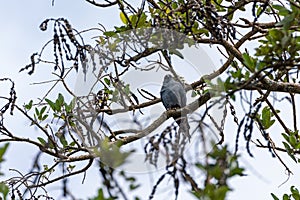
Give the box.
[1,0,300,199]
[192,145,244,200]
[0,143,9,200]
[271,186,300,200]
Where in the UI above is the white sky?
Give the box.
[1,1,300,200]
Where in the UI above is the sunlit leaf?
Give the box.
[120,11,128,24]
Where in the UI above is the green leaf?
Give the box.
[191,90,198,97]
[35,107,39,117]
[291,186,300,199]
[295,142,300,149]
[0,182,9,200]
[45,98,56,112]
[271,193,280,200]
[215,186,230,200]
[90,188,105,200]
[0,143,9,163]
[47,139,55,149]
[267,119,275,129]
[226,7,235,20]
[124,84,130,95]
[69,141,76,147]
[120,11,128,24]
[60,138,68,147]
[282,133,290,142]
[54,93,64,112]
[35,106,48,121]
[245,70,250,79]
[229,167,244,176]
[40,106,47,116]
[39,106,47,120]
[67,164,76,173]
[283,141,297,163]
[169,49,184,59]
[171,2,178,9]
[43,164,49,171]
[64,103,71,113]
[37,137,47,146]
[24,100,33,110]
[256,61,266,71]
[103,31,116,37]
[261,106,271,129]
[104,77,111,85]
[283,194,290,200]
[231,68,242,79]
[129,183,140,191]
[209,165,223,179]
[289,135,297,147]
[272,4,291,16]
[67,98,76,113]
[282,141,291,152]
[42,114,48,121]
[57,93,64,106]
[256,6,263,18]
[242,53,255,72]
[136,12,147,28]
[194,28,209,36]
[58,134,68,147]
[127,177,136,182]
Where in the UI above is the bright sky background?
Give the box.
[1,1,300,200]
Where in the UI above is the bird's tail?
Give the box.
[177,115,190,141]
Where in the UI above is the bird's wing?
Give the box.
[160,86,181,109]
[169,81,186,107]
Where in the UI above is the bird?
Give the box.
[160,74,190,140]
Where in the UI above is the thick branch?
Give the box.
[85,0,117,7]
[241,81,300,94]
[113,92,211,145]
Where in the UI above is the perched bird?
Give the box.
[160,74,190,140]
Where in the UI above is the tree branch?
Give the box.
[85,0,117,7]
[113,92,211,145]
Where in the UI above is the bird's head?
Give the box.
[163,74,173,84]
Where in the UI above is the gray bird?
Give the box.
[160,74,190,139]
